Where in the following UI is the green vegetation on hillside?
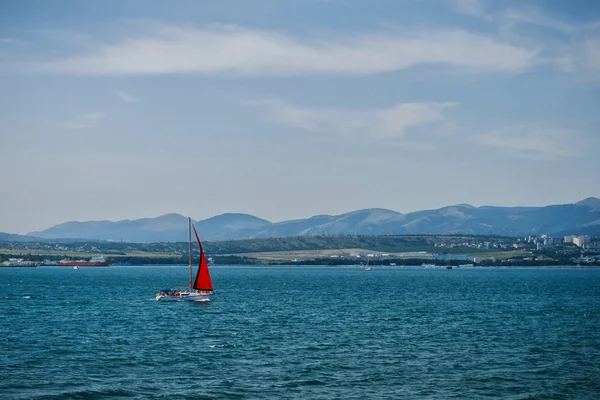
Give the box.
[205,234,510,254]
[2,233,598,266]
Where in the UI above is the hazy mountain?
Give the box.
[577,197,600,209]
[25,198,600,242]
[251,209,405,238]
[28,213,192,243]
[196,213,272,241]
[0,232,48,242]
[28,213,272,242]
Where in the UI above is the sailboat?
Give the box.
[156,217,214,302]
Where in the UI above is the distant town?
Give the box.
[1,233,599,267]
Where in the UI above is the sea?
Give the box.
[1,266,600,399]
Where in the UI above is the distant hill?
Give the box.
[27,213,272,242]
[28,213,192,243]
[196,213,271,241]
[25,197,600,242]
[0,232,47,242]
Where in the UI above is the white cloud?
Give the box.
[503,8,574,33]
[33,25,535,76]
[56,113,105,130]
[451,2,600,74]
[251,99,457,141]
[453,0,488,19]
[586,37,600,70]
[115,90,137,102]
[474,127,584,160]
[453,0,574,33]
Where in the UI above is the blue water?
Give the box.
[1,266,600,399]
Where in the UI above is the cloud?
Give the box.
[502,8,574,33]
[474,127,584,160]
[251,99,457,141]
[56,113,105,130]
[586,37,600,70]
[451,1,600,74]
[453,0,574,33]
[32,25,535,76]
[115,90,137,102]
[453,0,488,19]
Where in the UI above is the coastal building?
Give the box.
[573,235,591,248]
[543,237,561,247]
[564,235,574,243]
[536,255,554,261]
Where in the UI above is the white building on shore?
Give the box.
[573,235,591,248]
[564,235,574,243]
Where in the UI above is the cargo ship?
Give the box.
[59,256,110,267]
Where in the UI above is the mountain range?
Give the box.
[20,197,600,243]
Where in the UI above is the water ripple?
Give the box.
[1,266,599,399]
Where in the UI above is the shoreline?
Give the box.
[4,264,598,269]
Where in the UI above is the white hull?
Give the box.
[157,218,214,303]
[156,292,212,302]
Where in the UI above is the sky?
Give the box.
[1,0,600,234]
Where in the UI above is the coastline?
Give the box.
[4,264,597,269]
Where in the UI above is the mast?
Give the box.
[188,217,193,289]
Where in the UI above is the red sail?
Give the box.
[192,225,213,291]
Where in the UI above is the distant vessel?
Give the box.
[446,265,453,270]
[60,256,109,267]
[156,218,214,302]
[73,266,79,270]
